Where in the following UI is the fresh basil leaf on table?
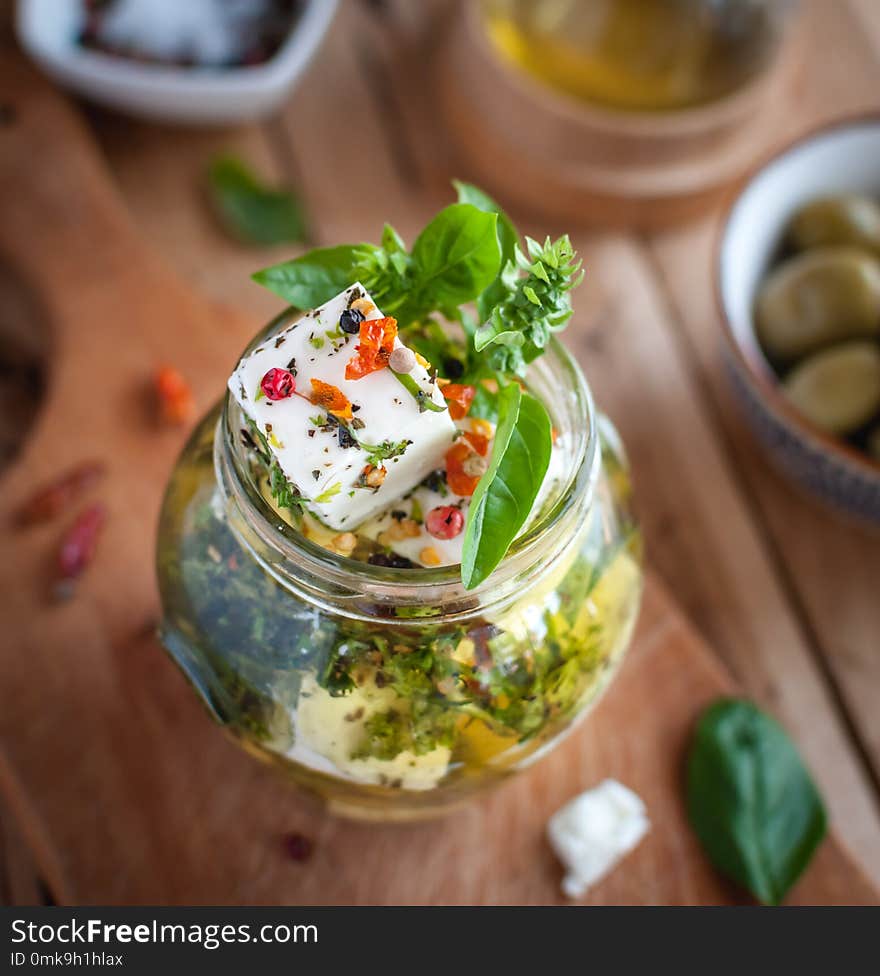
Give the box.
[208,156,307,246]
[687,698,827,905]
[462,384,553,589]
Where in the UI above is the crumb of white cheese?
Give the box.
[547,779,649,898]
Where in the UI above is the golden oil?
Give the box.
[483,0,783,112]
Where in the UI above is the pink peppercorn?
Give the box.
[260,367,296,400]
[426,505,465,540]
[283,832,313,862]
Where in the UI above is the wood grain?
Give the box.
[0,5,876,906]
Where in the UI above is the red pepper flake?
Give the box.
[310,378,352,420]
[445,442,480,497]
[260,367,296,401]
[345,317,398,381]
[441,384,475,420]
[14,460,106,527]
[155,366,195,426]
[55,503,106,593]
[426,505,465,540]
[282,832,314,863]
[463,431,490,457]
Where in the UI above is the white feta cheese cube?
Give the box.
[228,284,456,530]
[547,779,650,899]
[290,676,451,791]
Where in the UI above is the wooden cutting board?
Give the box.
[0,51,876,906]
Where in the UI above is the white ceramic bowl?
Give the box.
[717,116,880,521]
[16,0,339,125]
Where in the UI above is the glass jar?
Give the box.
[482,0,796,113]
[156,318,643,820]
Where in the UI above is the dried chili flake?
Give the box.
[445,442,481,497]
[345,317,398,381]
[260,367,296,401]
[463,431,490,457]
[56,503,106,582]
[155,366,195,426]
[310,378,352,420]
[14,460,106,527]
[441,383,476,420]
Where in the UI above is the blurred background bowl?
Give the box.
[717,116,880,522]
[439,0,802,228]
[16,0,339,125]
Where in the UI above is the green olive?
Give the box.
[782,341,880,436]
[755,246,880,363]
[787,194,880,257]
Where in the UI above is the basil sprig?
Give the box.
[687,699,827,905]
[251,183,582,586]
[253,202,500,327]
[462,384,553,589]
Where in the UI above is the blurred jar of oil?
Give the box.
[482,0,796,113]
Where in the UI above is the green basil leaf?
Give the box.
[252,243,379,309]
[468,381,500,424]
[461,386,552,589]
[454,180,520,321]
[409,203,501,313]
[687,698,827,905]
[382,222,406,254]
[208,155,307,246]
[474,306,526,352]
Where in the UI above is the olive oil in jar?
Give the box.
[482,0,787,112]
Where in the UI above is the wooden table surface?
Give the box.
[2,0,880,901]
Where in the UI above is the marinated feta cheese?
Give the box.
[547,779,650,898]
[290,676,452,791]
[228,284,456,530]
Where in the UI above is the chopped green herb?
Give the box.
[315,482,342,504]
[359,439,412,468]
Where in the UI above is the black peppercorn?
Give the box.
[339,308,364,335]
[443,357,465,379]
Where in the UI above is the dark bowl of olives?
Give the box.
[717,116,880,522]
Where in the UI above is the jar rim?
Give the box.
[218,315,597,603]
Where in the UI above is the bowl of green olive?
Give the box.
[717,116,880,521]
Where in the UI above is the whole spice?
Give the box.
[389,346,417,374]
[282,832,314,863]
[339,307,364,335]
[155,365,195,425]
[14,460,106,527]
[260,367,296,401]
[426,505,465,540]
[56,503,107,587]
